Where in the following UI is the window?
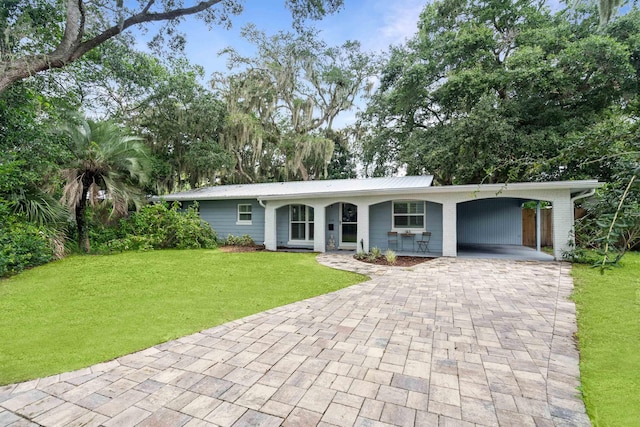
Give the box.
[237,204,252,224]
[393,201,425,230]
[290,204,314,241]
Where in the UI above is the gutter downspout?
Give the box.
[571,189,596,204]
[258,198,268,248]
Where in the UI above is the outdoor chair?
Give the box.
[387,231,398,250]
[417,231,431,253]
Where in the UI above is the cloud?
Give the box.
[370,0,426,51]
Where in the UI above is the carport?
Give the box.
[456,198,554,261]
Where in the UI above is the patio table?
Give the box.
[400,233,415,251]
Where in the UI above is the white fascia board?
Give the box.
[154,180,601,202]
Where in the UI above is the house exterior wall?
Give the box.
[457,198,523,245]
[193,199,265,243]
[188,185,578,260]
[368,201,443,253]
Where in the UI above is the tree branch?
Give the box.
[0,0,225,92]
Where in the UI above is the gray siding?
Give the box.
[276,206,289,247]
[195,199,265,243]
[457,198,523,245]
[369,201,443,253]
[325,203,340,248]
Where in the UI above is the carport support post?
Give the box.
[536,201,541,252]
[552,195,573,260]
[442,201,457,257]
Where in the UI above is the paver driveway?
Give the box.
[0,255,589,426]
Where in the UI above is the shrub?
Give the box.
[98,201,217,252]
[224,234,255,246]
[385,250,397,265]
[0,218,54,277]
[370,247,382,258]
[354,251,367,260]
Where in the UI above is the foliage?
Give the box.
[359,0,635,184]
[385,249,397,265]
[572,252,640,425]
[0,250,365,384]
[369,246,382,259]
[0,84,71,228]
[325,129,357,179]
[558,103,640,267]
[214,25,374,182]
[58,114,152,252]
[0,0,346,93]
[0,216,54,278]
[224,234,256,246]
[97,201,217,252]
[354,251,367,260]
[128,59,233,193]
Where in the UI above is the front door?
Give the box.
[340,203,357,249]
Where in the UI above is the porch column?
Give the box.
[313,204,326,253]
[356,203,370,253]
[552,194,573,260]
[442,201,457,257]
[264,202,277,251]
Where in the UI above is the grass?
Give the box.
[0,250,366,385]
[572,252,640,426]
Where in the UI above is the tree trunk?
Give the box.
[76,181,91,253]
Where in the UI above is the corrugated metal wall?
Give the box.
[457,198,523,245]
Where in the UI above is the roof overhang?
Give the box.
[153,179,602,202]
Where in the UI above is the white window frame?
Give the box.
[288,204,315,244]
[391,201,426,232]
[236,204,253,225]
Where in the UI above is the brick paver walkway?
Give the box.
[0,255,589,426]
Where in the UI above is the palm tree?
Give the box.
[60,116,151,253]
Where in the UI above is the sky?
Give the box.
[134,0,428,129]
[172,0,427,77]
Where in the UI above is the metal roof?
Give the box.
[157,176,435,201]
[156,177,601,202]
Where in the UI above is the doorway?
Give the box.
[340,203,357,249]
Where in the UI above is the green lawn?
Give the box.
[572,252,640,426]
[0,250,365,385]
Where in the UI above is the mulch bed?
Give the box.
[219,245,266,253]
[355,256,434,267]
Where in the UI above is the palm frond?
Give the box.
[6,189,69,227]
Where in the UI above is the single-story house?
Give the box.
[158,176,600,260]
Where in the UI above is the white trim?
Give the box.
[391,200,426,232]
[236,203,252,225]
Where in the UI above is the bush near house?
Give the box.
[93,201,217,252]
[224,234,256,246]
